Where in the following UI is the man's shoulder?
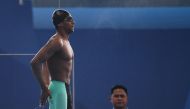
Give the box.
[44,36,62,49]
[47,35,60,44]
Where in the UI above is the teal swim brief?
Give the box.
[48,80,67,109]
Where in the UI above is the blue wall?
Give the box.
[0,1,190,109]
[33,7,190,29]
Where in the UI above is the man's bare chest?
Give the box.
[58,43,73,60]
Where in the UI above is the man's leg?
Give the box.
[66,84,73,109]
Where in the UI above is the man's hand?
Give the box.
[40,88,51,106]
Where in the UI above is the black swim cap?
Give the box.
[52,9,70,26]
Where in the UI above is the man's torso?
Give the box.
[47,35,74,84]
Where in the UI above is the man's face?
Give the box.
[110,88,128,109]
[63,15,75,33]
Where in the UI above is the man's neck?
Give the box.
[56,30,69,40]
[113,107,127,109]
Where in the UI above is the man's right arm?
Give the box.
[31,58,48,90]
[30,38,60,105]
[31,38,60,90]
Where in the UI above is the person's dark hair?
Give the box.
[111,84,128,95]
[52,9,70,29]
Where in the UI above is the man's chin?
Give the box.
[115,104,125,108]
[69,29,74,34]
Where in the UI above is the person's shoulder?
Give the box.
[45,35,62,47]
[49,34,61,43]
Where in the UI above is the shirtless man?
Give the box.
[31,9,74,109]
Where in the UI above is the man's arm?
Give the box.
[31,38,59,89]
[30,38,60,105]
[42,61,50,86]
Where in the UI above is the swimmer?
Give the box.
[31,9,75,109]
